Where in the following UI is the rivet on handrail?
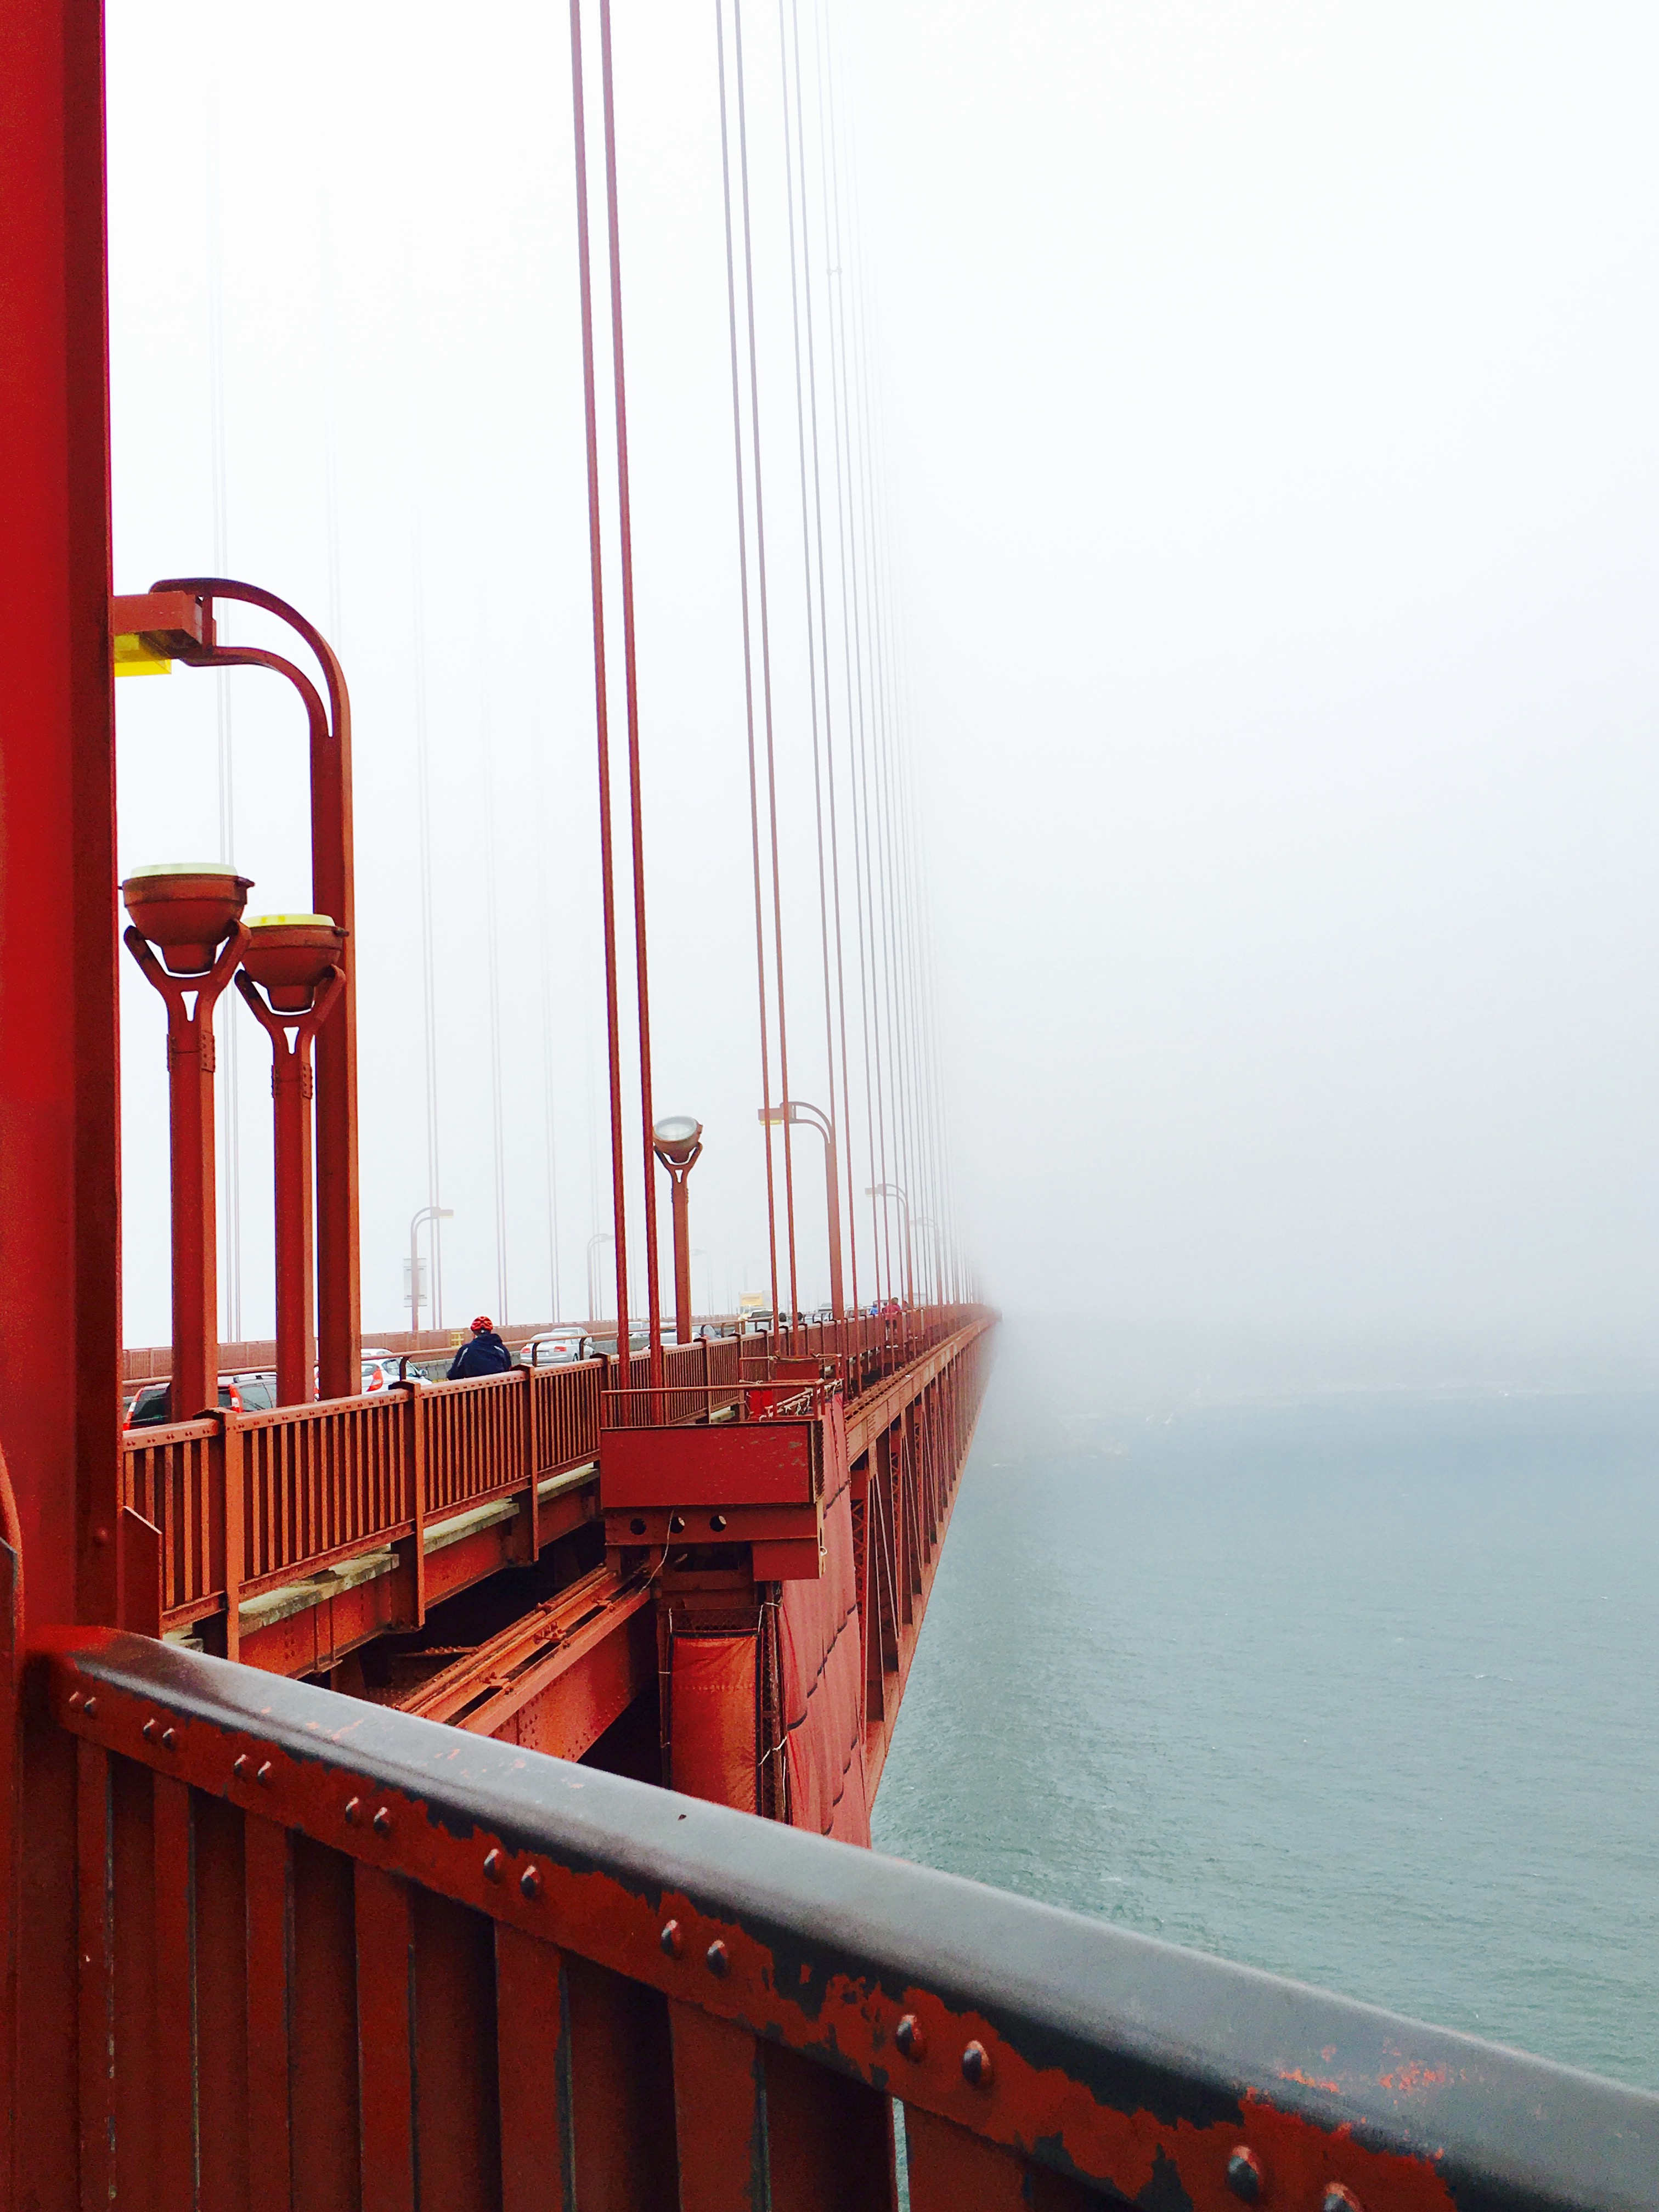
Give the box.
[706,1939,729,1976]
[372,1805,392,1836]
[661,1918,684,1958]
[1226,2147,1263,2203]
[520,1865,541,1900]
[961,2041,991,2086]
[483,1849,503,1883]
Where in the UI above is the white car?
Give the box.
[360,1348,403,1392]
[518,1327,590,1369]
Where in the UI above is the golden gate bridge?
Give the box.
[0,1,1651,2207]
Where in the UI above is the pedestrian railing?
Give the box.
[118,1309,987,1641]
[43,1626,1656,2212]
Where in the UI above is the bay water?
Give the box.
[872,1343,1659,2092]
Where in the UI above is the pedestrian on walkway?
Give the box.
[448,1314,512,1379]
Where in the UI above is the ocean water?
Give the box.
[871,1369,1659,2092]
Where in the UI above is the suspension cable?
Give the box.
[777,0,845,1321]
[731,0,801,1334]
[598,0,665,1397]
[715,0,782,1339]
[567,0,634,1376]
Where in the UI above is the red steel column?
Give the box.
[0,0,120,1626]
[271,1045,315,1404]
[670,1177,691,1344]
[164,985,219,1416]
[235,964,345,1406]
[0,5,119,2204]
[124,928,246,1418]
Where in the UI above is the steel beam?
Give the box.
[0,0,120,1629]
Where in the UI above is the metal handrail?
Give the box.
[46,1629,1657,2210]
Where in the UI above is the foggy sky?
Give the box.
[108,5,1659,1389]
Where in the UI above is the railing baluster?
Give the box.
[409,1891,501,2212]
[195,1793,251,2211]
[763,2042,897,2212]
[669,2002,768,2212]
[242,1815,296,2212]
[565,1955,677,2208]
[354,1863,417,2212]
[901,2106,1032,2211]
[494,1926,573,2212]
[290,1836,361,2195]
[151,1773,198,2209]
[74,1741,115,2211]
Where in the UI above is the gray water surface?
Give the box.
[871,1369,1659,2091]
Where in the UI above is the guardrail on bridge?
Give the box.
[38,1628,1656,2212]
[119,1307,983,1647]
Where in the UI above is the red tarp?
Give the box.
[779,1397,871,1844]
[669,1632,759,1814]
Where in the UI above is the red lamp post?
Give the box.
[121,864,252,1420]
[652,1117,703,1345]
[759,1099,844,1321]
[234,916,347,1406]
[111,579,360,1397]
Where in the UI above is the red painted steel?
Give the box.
[144,579,363,1399]
[669,1633,760,1812]
[236,952,346,1404]
[0,0,122,1640]
[778,1403,870,1843]
[33,1632,1649,2212]
[123,911,251,1421]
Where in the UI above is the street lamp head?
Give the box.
[757,1105,785,1127]
[653,1115,703,1170]
[121,862,253,973]
[241,913,347,1012]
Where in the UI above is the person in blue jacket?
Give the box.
[448,1314,512,1378]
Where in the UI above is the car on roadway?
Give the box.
[123,1372,277,1429]
[517,1327,591,1369]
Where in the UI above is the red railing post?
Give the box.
[517,1368,540,1565]
[217,1407,242,1661]
[403,1379,428,1629]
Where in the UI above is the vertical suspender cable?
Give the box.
[567,0,635,1379]
[411,476,444,1328]
[715,0,782,1336]
[777,0,844,1319]
[538,853,563,1321]
[841,88,910,1307]
[599,0,665,1393]
[810,0,869,1316]
[731,0,800,1333]
[481,646,510,1321]
[207,123,242,1345]
[793,0,860,1318]
[822,26,889,1300]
